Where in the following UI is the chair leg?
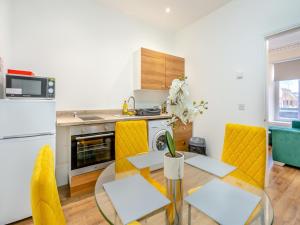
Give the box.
[260,206,265,225]
[188,204,192,225]
[114,209,119,225]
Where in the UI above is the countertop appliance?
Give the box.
[148,119,173,152]
[0,99,56,224]
[135,107,161,116]
[5,74,55,99]
[70,123,115,176]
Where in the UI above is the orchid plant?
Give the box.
[166,77,208,157]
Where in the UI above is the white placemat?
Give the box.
[103,174,170,224]
[127,150,167,169]
[185,155,236,177]
[185,179,261,225]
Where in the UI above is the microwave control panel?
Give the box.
[47,78,55,98]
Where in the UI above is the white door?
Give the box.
[0,100,56,138]
[0,134,55,224]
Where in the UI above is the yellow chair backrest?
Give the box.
[115,120,149,173]
[221,124,266,189]
[115,120,153,225]
[31,145,66,225]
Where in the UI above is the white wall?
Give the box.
[0,0,11,74]
[9,0,174,110]
[175,0,300,159]
[0,0,11,98]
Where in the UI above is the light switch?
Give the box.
[236,72,244,80]
[238,104,246,111]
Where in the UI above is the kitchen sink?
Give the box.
[78,115,103,121]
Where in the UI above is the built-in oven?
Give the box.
[70,123,115,176]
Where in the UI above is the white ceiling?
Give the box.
[269,29,300,50]
[97,0,232,31]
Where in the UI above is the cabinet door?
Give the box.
[141,48,166,90]
[165,55,185,89]
[173,121,192,151]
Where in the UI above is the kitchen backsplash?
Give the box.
[134,89,168,109]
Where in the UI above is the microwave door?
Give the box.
[6,75,47,98]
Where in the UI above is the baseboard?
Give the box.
[273,161,285,166]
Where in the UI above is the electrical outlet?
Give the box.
[236,72,244,80]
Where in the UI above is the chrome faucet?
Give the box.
[127,96,136,113]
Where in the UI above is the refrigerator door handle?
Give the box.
[1,132,55,140]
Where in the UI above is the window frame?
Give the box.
[274,79,300,121]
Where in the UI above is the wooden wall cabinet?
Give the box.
[165,55,185,89]
[173,121,193,151]
[141,48,166,90]
[134,48,185,90]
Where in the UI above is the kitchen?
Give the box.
[0,0,194,220]
[1,43,192,223]
[56,47,191,195]
[1,0,300,224]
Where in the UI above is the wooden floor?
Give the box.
[265,165,300,225]
[12,162,300,225]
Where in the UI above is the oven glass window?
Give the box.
[11,78,42,95]
[76,137,113,168]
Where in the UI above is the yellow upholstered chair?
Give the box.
[31,145,66,225]
[222,123,267,189]
[188,124,266,224]
[115,120,149,173]
[115,120,166,194]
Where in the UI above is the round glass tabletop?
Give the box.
[95,152,274,225]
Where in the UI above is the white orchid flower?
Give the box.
[167,77,207,127]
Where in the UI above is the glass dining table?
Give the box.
[94,152,274,225]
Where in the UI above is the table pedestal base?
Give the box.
[165,178,183,225]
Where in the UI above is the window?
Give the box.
[276,79,300,120]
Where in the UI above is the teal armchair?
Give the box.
[269,120,300,167]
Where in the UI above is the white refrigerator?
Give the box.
[0,99,56,224]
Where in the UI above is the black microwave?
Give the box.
[5,74,55,99]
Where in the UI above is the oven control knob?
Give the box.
[48,81,54,87]
[48,88,54,94]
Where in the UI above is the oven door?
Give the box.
[71,132,115,170]
[6,75,48,98]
